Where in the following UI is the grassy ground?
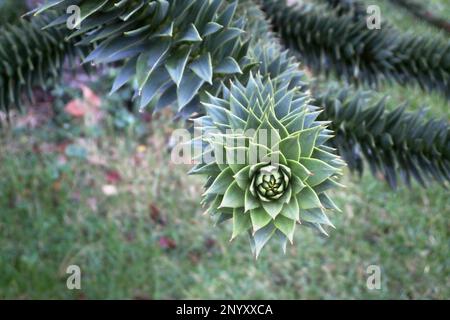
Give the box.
[0,111,448,299]
[0,0,449,300]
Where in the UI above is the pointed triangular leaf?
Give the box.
[178,70,204,109]
[261,200,284,219]
[245,188,260,212]
[301,158,338,187]
[300,208,335,228]
[274,214,296,243]
[231,208,251,240]
[220,181,245,209]
[299,126,322,158]
[278,134,301,161]
[252,223,276,259]
[288,159,312,181]
[165,47,191,87]
[281,197,299,221]
[296,186,322,210]
[215,57,242,74]
[178,23,202,42]
[189,53,213,84]
[250,206,272,232]
[234,165,251,190]
[204,167,234,195]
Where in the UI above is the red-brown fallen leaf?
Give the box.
[105,169,122,184]
[158,236,176,250]
[204,237,216,250]
[64,99,86,118]
[80,85,102,109]
[150,203,167,226]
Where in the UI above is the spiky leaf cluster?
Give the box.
[260,0,450,98]
[33,0,254,117]
[0,14,83,114]
[315,86,450,188]
[190,73,345,257]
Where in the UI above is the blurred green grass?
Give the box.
[0,114,448,299]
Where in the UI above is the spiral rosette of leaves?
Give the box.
[190,73,345,257]
[32,0,254,117]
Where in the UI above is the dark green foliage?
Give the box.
[315,86,450,188]
[260,0,450,98]
[32,0,255,118]
[320,0,367,19]
[0,14,84,115]
[0,0,28,24]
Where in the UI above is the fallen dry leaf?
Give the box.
[64,99,86,118]
[105,169,122,184]
[158,236,176,250]
[80,85,101,109]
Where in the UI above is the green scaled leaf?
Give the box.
[250,206,272,232]
[190,53,213,84]
[300,208,335,228]
[251,224,276,259]
[261,200,284,219]
[274,214,296,243]
[177,70,204,109]
[216,57,242,74]
[165,47,191,87]
[234,166,251,190]
[137,39,171,91]
[220,181,245,209]
[204,167,234,195]
[245,188,260,212]
[299,126,322,158]
[278,134,301,161]
[301,158,338,187]
[281,197,299,221]
[178,23,202,42]
[296,186,322,210]
[231,208,251,240]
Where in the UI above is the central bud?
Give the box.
[252,165,290,202]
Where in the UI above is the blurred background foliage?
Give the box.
[0,0,27,24]
[0,0,448,299]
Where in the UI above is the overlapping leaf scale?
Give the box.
[32,0,254,117]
